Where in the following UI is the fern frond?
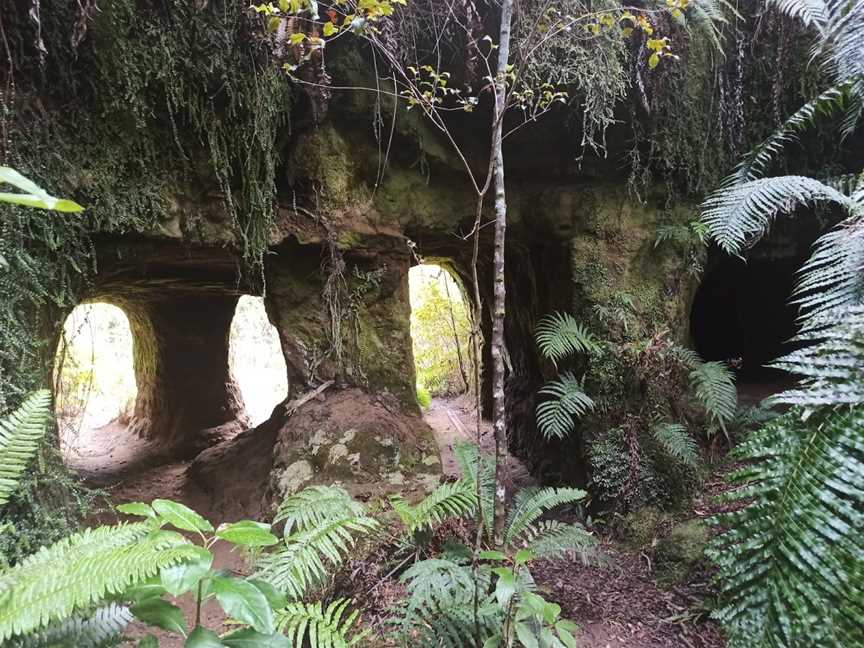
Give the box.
[394,559,498,647]
[274,485,367,534]
[536,372,595,440]
[389,479,476,535]
[724,83,860,187]
[771,306,864,406]
[689,361,737,432]
[535,312,599,364]
[702,175,854,254]
[7,604,132,648]
[793,214,864,319]
[453,442,495,539]
[0,523,198,642]
[0,390,52,508]
[708,407,864,647]
[276,599,366,647]
[256,514,378,600]
[504,487,587,545]
[517,519,597,563]
[652,422,699,466]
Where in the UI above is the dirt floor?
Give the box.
[61,394,724,647]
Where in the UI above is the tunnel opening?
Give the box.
[229,295,289,426]
[689,215,829,402]
[55,303,137,448]
[408,263,473,407]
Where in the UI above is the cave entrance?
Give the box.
[408,263,473,407]
[689,226,820,402]
[229,295,289,426]
[55,302,139,468]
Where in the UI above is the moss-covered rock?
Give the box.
[620,506,666,549]
[270,389,441,504]
[655,519,709,584]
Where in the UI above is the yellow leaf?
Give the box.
[323,21,338,36]
[648,52,660,69]
[622,27,633,37]
[289,32,306,44]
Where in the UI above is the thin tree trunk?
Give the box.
[491,0,514,547]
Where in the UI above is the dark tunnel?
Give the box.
[690,254,803,378]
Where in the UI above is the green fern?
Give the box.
[708,407,864,647]
[536,372,595,440]
[6,604,132,648]
[771,306,864,406]
[504,487,588,545]
[394,559,498,647]
[0,390,52,508]
[517,519,596,562]
[652,422,699,466]
[453,441,495,539]
[273,485,367,534]
[389,479,476,535]
[258,487,378,600]
[689,361,737,434]
[276,599,366,647]
[702,175,854,254]
[535,312,599,365]
[0,522,200,642]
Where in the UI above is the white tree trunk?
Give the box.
[491,0,514,546]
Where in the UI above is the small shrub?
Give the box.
[416,385,432,408]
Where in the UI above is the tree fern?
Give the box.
[702,175,854,254]
[6,604,132,648]
[535,312,599,365]
[453,441,495,539]
[536,372,595,440]
[707,407,864,647]
[0,390,52,508]
[770,306,864,406]
[276,599,366,648]
[0,523,199,642]
[689,361,737,434]
[389,479,476,535]
[652,422,699,466]
[257,488,378,600]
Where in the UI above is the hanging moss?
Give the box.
[1,0,292,409]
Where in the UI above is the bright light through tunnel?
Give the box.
[55,302,137,451]
[229,295,289,426]
[408,264,472,407]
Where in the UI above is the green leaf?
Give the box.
[479,550,508,562]
[117,502,157,519]
[248,579,287,611]
[186,625,225,647]
[514,548,535,566]
[211,575,274,634]
[515,621,539,648]
[556,622,577,648]
[493,569,517,607]
[648,52,660,68]
[139,636,159,648]
[131,599,188,635]
[161,546,213,596]
[153,499,214,534]
[221,628,291,647]
[215,521,278,547]
[123,577,168,603]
